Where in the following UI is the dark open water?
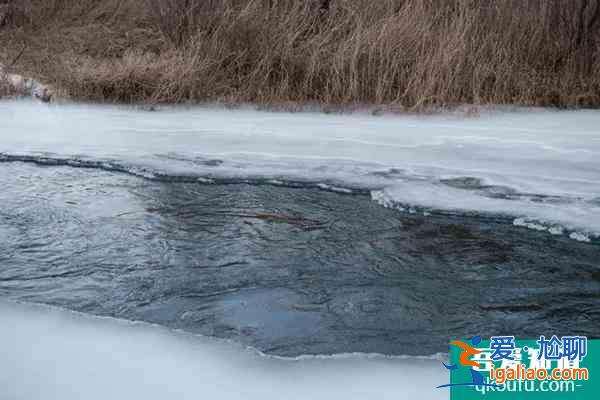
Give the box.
[1,161,599,357]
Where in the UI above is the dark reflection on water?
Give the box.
[1,162,599,356]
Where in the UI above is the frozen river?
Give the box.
[1,100,599,399]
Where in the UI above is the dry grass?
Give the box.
[0,81,14,98]
[1,0,599,109]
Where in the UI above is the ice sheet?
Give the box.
[0,301,445,400]
[1,99,599,239]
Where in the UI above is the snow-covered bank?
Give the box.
[1,99,599,240]
[0,301,445,400]
[0,65,53,102]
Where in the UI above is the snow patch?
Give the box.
[569,232,592,243]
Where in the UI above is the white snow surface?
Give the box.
[0,300,445,400]
[1,99,599,238]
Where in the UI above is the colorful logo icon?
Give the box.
[437,335,500,389]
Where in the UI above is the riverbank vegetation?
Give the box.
[1,0,599,110]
